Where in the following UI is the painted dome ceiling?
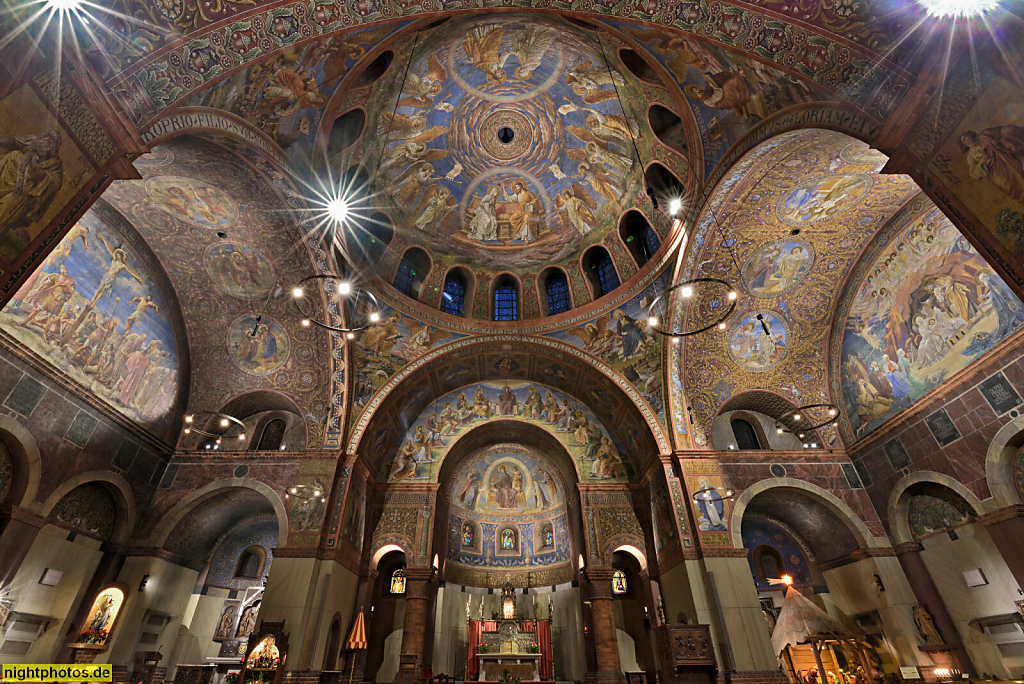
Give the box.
[346,14,675,316]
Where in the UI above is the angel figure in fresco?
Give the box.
[465,186,500,241]
[584,140,634,175]
[398,52,448,108]
[255,67,328,119]
[124,295,159,334]
[684,67,755,118]
[462,25,507,85]
[576,162,623,202]
[393,163,435,206]
[500,25,558,80]
[92,233,143,305]
[620,28,714,80]
[564,57,624,104]
[400,321,449,357]
[413,185,456,234]
[565,312,617,359]
[0,129,63,241]
[377,112,427,140]
[556,186,597,236]
[360,311,402,357]
[957,124,1024,204]
[379,142,448,175]
[311,26,396,91]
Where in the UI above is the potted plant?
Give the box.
[477,644,490,653]
[77,628,109,645]
[527,641,540,654]
[498,669,520,684]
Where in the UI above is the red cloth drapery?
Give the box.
[537,620,552,679]
[468,621,482,680]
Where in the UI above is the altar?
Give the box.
[477,653,541,682]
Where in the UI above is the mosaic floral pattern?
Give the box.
[51,483,117,540]
[907,484,975,541]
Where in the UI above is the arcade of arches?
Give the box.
[4,4,1024,684]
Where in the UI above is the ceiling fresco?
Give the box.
[673,129,920,447]
[358,14,662,274]
[98,137,336,446]
[832,198,1024,441]
[380,380,631,483]
[0,200,188,440]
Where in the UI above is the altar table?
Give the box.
[477,653,541,681]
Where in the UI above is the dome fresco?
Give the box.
[358,14,662,276]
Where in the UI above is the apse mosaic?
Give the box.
[381,380,630,483]
[206,518,278,589]
[450,445,566,516]
[545,267,670,420]
[51,483,117,540]
[838,205,1024,439]
[907,484,976,541]
[1,207,183,437]
[360,14,655,275]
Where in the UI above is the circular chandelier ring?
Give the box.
[780,403,841,433]
[647,279,738,337]
[183,411,247,440]
[691,485,735,504]
[290,274,381,334]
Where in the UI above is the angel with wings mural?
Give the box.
[462,25,507,85]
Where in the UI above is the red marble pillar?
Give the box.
[0,506,47,587]
[396,568,436,684]
[895,542,976,676]
[980,506,1024,592]
[584,568,626,684]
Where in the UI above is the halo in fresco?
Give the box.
[146,176,239,228]
[741,239,814,297]
[776,174,872,226]
[227,314,290,376]
[204,242,276,300]
[727,311,789,372]
[133,146,175,168]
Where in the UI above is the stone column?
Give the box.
[583,567,626,684]
[350,568,378,681]
[894,542,976,676]
[396,567,436,684]
[0,506,47,587]
[980,506,1024,592]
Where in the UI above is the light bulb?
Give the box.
[185,415,193,423]
[301,319,310,327]
[916,0,1001,18]
[829,408,837,416]
[184,428,191,434]
[220,418,229,427]
[648,316,658,327]
[327,197,350,223]
[346,332,355,340]
[727,291,737,300]
[668,198,682,216]
[292,287,304,298]
[239,434,246,440]
[338,281,352,295]
[370,312,380,322]
[681,286,693,298]
[718,322,726,330]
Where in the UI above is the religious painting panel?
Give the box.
[0,84,95,268]
[929,75,1024,259]
[381,380,631,482]
[837,204,1024,439]
[341,473,367,552]
[0,205,183,437]
[650,476,678,552]
[214,600,242,641]
[681,460,732,547]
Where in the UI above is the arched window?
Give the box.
[542,523,554,548]
[236,548,262,578]
[543,269,571,315]
[501,528,516,550]
[393,248,430,299]
[327,109,365,158]
[619,211,661,268]
[256,419,286,451]
[755,546,784,584]
[441,271,467,316]
[493,276,519,321]
[644,162,686,213]
[611,569,628,595]
[462,522,474,546]
[583,247,620,298]
[390,568,406,594]
[648,105,688,157]
[350,213,393,265]
[731,418,761,450]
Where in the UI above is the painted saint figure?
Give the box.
[0,130,63,246]
[465,186,500,241]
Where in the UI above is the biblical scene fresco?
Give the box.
[546,267,670,420]
[381,380,631,483]
[204,242,276,300]
[0,85,95,266]
[613,23,821,177]
[907,484,976,540]
[676,130,919,447]
[930,75,1024,258]
[839,205,1024,438]
[227,314,290,376]
[360,14,656,274]
[447,444,570,573]
[1,209,182,436]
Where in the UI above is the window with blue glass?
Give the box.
[441,275,466,316]
[494,283,518,321]
[393,258,417,297]
[594,253,620,296]
[641,224,661,260]
[545,271,571,315]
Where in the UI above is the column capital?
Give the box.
[402,567,436,600]
[583,567,617,600]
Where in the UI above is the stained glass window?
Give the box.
[390,568,406,594]
[441,275,466,316]
[494,284,517,321]
[501,528,516,550]
[641,224,661,260]
[393,258,417,297]
[542,524,554,548]
[594,253,620,296]
[462,523,474,546]
[612,569,628,595]
[545,272,571,315]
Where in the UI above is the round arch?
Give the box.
[0,415,41,509]
[40,471,138,544]
[730,477,878,550]
[985,415,1024,508]
[607,542,648,570]
[887,471,987,545]
[370,541,413,570]
[149,478,290,547]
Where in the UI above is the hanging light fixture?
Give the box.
[290,273,382,334]
[182,411,247,445]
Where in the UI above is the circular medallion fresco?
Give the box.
[727,311,789,373]
[775,174,872,226]
[204,242,276,300]
[146,176,239,228]
[227,314,290,376]
[363,14,652,271]
[741,239,814,297]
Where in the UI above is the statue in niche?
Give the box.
[913,603,943,645]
